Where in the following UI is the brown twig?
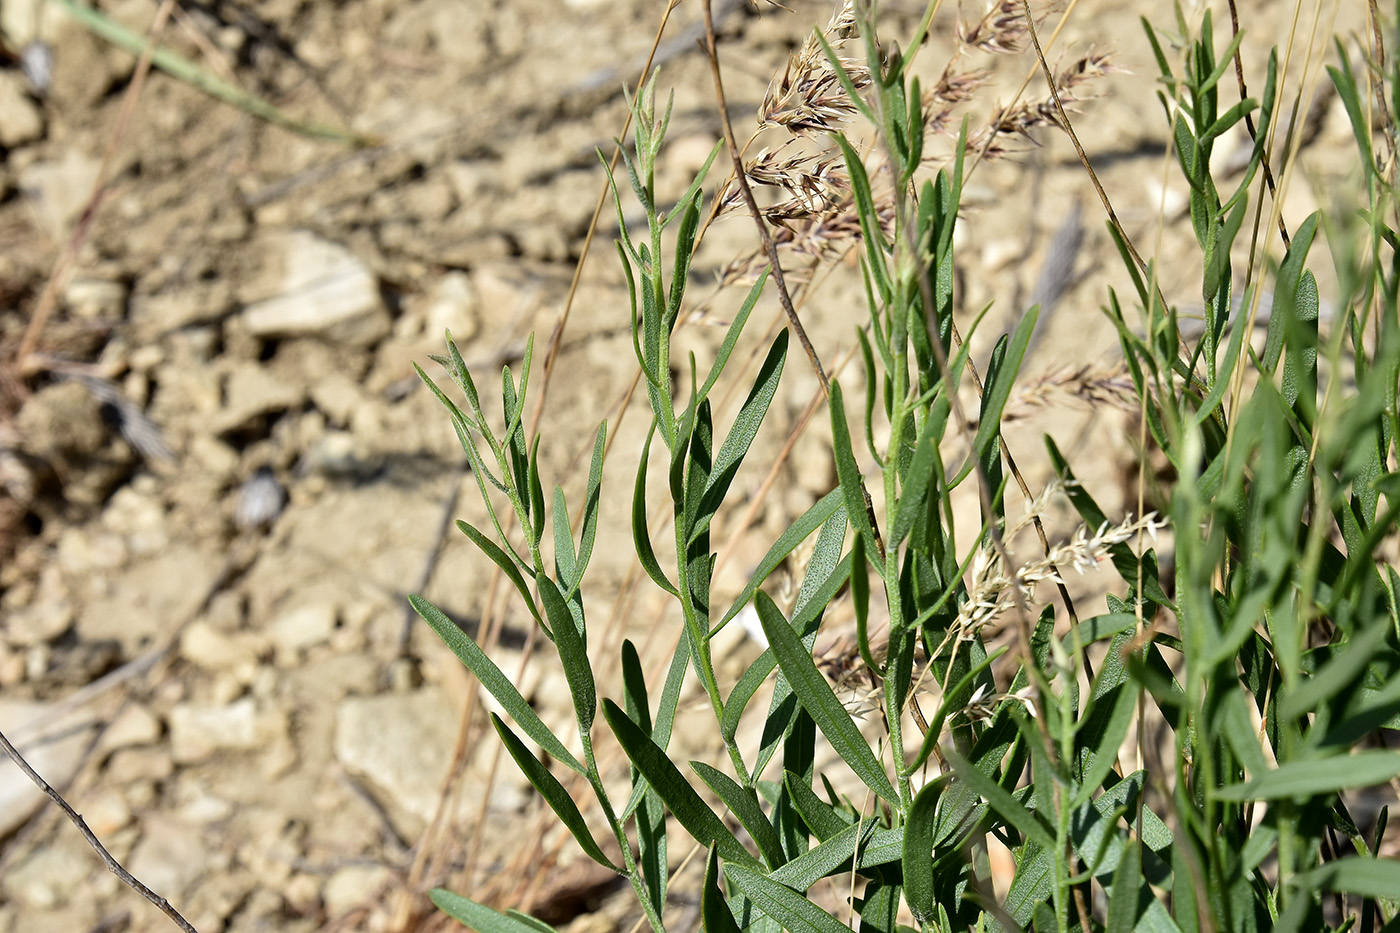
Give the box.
[701,0,894,567]
[0,728,198,932]
[1226,0,1292,250]
[699,0,829,395]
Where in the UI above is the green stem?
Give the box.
[582,733,667,932]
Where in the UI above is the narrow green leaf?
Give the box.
[633,421,679,597]
[453,521,543,628]
[698,270,769,406]
[602,699,758,866]
[944,746,1053,848]
[721,648,777,745]
[831,133,891,301]
[692,762,787,869]
[769,819,872,890]
[622,639,692,822]
[829,381,878,549]
[538,574,595,733]
[1328,50,1375,183]
[724,862,853,933]
[782,770,854,841]
[890,408,946,548]
[1073,680,1141,808]
[691,332,789,545]
[410,595,583,774]
[491,714,619,872]
[670,191,702,323]
[552,486,578,595]
[1262,213,1319,373]
[702,846,743,933]
[1003,842,1056,927]
[1307,856,1400,899]
[1280,614,1390,722]
[430,889,558,933]
[1067,613,1140,645]
[1216,750,1400,801]
[856,827,904,869]
[621,639,667,912]
[752,553,853,779]
[526,435,546,543]
[715,489,843,634]
[814,32,876,124]
[1105,835,1144,933]
[757,591,898,805]
[953,306,1038,486]
[902,776,948,923]
[570,422,607,600]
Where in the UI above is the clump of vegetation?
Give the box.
[415,1,1400,931]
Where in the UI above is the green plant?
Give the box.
[414,2,1400,931]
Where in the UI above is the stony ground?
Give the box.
[0,0,1375,931]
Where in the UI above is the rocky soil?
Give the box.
[0,0,1375,931]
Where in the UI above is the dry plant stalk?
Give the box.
[709,1,1115,299]
[1003,361,1138,420]
[951,494,1167,647]
[809,482,1167,720]
[966,50,1117,159]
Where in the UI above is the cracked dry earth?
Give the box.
[0,0,1375,930]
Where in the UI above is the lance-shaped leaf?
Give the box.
[769,819,873,890]
[697,270,768,407]
[828,381,878,549]
[951,305,1037,487]
[430,890,558,933]
[491,714,619,872]
[453,521,544,630]
[945,746,1053,849]
[633,421,679,596]
[715,489,844,634]
[724,862,853,933]
[692,762,786,870]
[569,422,607,600]
[690,332,789,545]
[538,573,595,734]
[1216,750,1400,801]
[410,595,583,774]
[1307,855,1400,899]
[702,845,743,933]
[602,699,758,867]
[782,770,855,841]
[621,641,667,916]
[902,776,949,923]
[756,591,898,805]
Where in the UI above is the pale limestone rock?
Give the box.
[240,231,389,347]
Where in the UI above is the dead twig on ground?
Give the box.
[0,727,198,932]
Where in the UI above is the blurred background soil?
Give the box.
[0,0,1372,930]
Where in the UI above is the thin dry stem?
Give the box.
[966,50,1115,159]
[1003,362,1138,420]
[2,729,196,932]
[14,0,178,376]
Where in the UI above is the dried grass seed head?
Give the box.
[759,0,869,136]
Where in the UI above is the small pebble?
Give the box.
[234,467,286,530]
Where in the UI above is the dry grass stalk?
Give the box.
[968,50,1117,159]
[719,144,851,221]
[759,0,865,136]
[958,0,1039,54]
[1004,361,1137,420]
[951,499,1167,646]
[706,1,1114,311]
